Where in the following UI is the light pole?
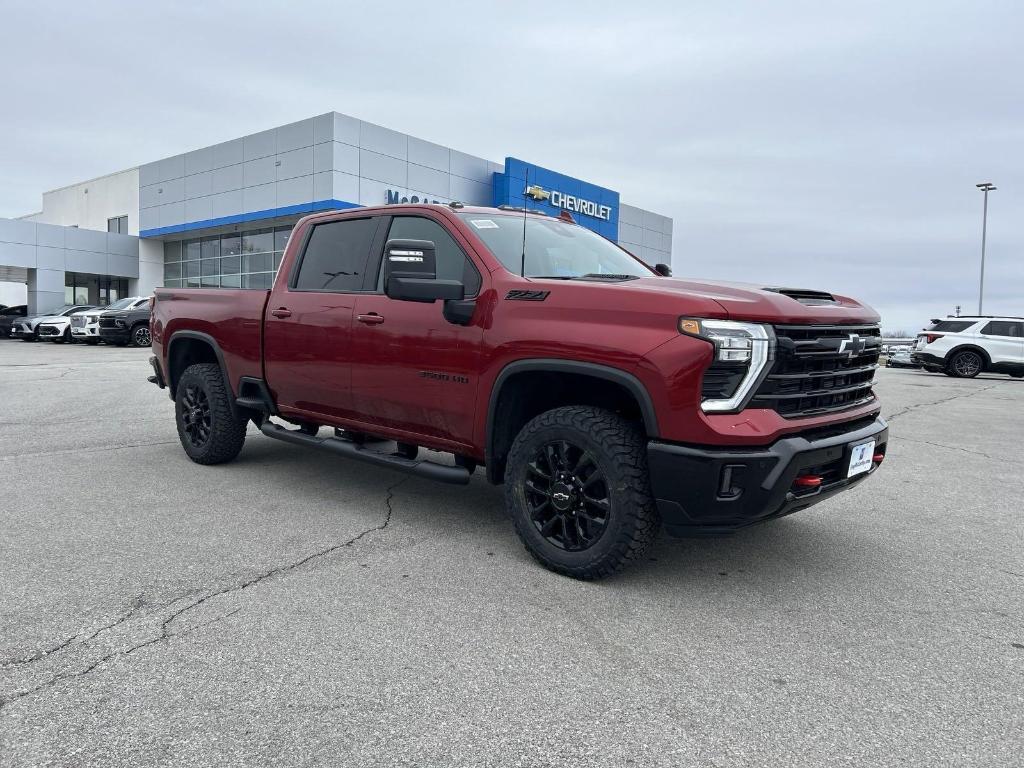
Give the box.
[976,182,996,315]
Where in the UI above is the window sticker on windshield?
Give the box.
[469,219,499,229]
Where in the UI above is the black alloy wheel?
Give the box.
[524,439,610,552]
[179,384,212,448]
[505,405,659,579]
[133,324,151,347]
[950,350,983,378]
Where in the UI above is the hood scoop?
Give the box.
[763,287,838,306]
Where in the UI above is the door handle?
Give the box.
[270,308,292,318]
[357,313,385,325]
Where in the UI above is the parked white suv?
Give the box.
[70,297,149,345]
[912,316,1024,378]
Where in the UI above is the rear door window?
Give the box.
[294,217,380,292]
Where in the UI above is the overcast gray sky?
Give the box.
[1,0,1020,331]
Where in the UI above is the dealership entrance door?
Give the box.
[64,272,130,306]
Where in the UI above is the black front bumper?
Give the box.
[99,327,130,344]
[647,417,888,536]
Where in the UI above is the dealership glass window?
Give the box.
[161,225,293,290]
[242,228,274,255]
[107,215,128,234]
[220,255,241,275]
[63,273,127,305]
[222,233,242,256]
[274,226,293,251]
[201,236,221,260]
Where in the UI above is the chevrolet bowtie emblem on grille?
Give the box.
[838,333,867,359]
[524,185,550,201]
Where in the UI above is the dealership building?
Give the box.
[0,112,674,312]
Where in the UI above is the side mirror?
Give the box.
[654,263,672,277]
[384,239,464,302]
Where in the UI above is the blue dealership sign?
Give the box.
[492,157,620,240]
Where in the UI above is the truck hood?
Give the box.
[621,277,880,325]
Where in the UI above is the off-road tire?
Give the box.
[948,349,983,379]
[175,363,247,465]
[504,405,659,580]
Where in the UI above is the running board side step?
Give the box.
[259,422,472,485]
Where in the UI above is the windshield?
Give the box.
[458,213,654,279]
[105,298,135,311]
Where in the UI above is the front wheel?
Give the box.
[948,350,983,378]
[504,406,660,580]
[175,363,247,464]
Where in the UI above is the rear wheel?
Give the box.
[131,324,151,347]
[175,363,247,464]
[948,350,983,378]
[504,405,659,580]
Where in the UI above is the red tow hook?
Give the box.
[793,475,824,489]
[873,452,885,464]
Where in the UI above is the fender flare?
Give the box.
[166,330,231,395]
[484,359,660,482]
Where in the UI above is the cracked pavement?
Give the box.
[1,342,1022,767]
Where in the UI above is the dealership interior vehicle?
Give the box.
[912,316,1024,378]
[71,296,149,345]
[149,203,888,579]
[11,305,94,341]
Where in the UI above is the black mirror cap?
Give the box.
[654,263,672,277]
[387,277,465,303]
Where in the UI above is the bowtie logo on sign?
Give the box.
[524,185,550,202]
[523,185,612,221]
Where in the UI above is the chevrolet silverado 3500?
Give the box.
[149,203,888,579]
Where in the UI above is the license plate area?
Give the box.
[847,440,876,478]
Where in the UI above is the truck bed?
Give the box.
[152,288,270,396]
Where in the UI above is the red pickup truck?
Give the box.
[149,203,887,579]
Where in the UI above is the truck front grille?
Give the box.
[752,324,881,418]
[70,316,85,328]
[99,317,118,328]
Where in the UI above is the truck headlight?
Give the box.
[679,318,774,412]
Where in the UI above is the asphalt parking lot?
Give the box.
[1,341,1021,767]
